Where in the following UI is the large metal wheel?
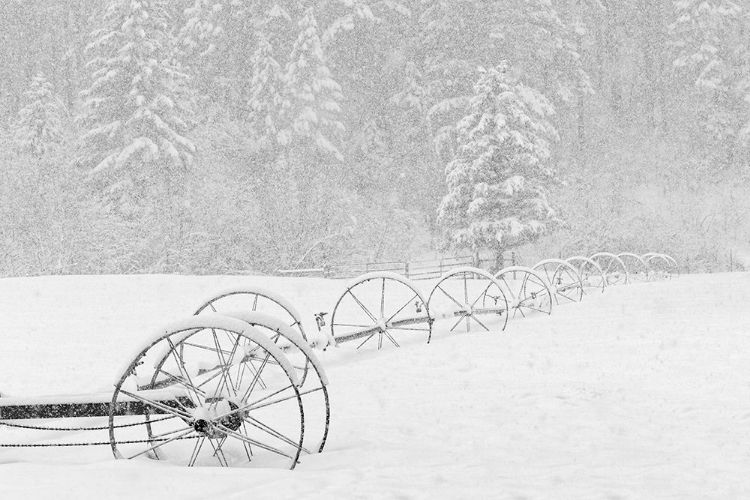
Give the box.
[222,311,330,455]
[566,256,606,294]
[194,286,308,344]
[532,258,584,305]
[426,267,508,334]
[643,253,679,279]
[493,266,553,318]
[590,252,629,285]
[329,271,432,349]
[110,315,305,469]
[617,253,651,283]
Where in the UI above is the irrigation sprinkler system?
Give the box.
[0,252,678,469]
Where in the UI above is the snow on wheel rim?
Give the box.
[426,267,509,334]
[493,266,553,318]
[193,286,308,343]
[329,271,432,349]
[531,258,584,305]
[643,253,679,279]
[566,255,606,294]
[589,252,629,285]
[617,252,651,283]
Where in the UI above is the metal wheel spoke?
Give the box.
[209,330,241,400]
[382,329,401,347]
[242,352,272,400]
[332,322,374,329]
[449,314,466,332]
[380,278,386,318]
[148,423,195,441]
[188,436,206,467]
[347,290,379,324]
[522,303,551,315]
[119,389,193,421]
[239,422,254,461]
[123,427,196,460]
[148,369,207,401]
[168,339,202,403]
[385,292,420,324]
[207,437,230,467]
[542,268,553,283]
[356,331,378,349]
[436,284,466,310]
[499,281,518,302]
[243,415,311,454]
[234,338,251,392]
[180,341,234,358]
[469,282,497,309]
[556,291,579,303]
[233,384,298,413]
[468,313,490,331]
[216,424,299,461]
[194,365,239,392]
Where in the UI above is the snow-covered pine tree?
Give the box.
[76,0,195,211]
[14,74,65,158]
[280,6,345,161]
[672,0,750,168]
[437,64,560,263]
[249,31,285,150]
[179,0,225,60]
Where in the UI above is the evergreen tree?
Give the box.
[280,6,345,160]
[438,64,560,262]
[76,0,195,210]
[248,31,285,150]
[13,74,65,158]
[177,0,227,105]
[672,0,750,168]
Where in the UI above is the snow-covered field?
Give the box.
[1,272,749,499]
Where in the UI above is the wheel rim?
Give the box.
[643,253,679,279]
[617,253,651,283]
[590,252,629,286]
[427,267,508,334]
[532,259,584,305]
[494,267,553,318]
[330,273,432,349]
[566,256,606,294]
[110,317,305,469]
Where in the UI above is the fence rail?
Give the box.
[277,256,475,280]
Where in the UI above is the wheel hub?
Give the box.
[190,399,245,437]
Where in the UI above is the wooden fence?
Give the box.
[277,256,475,280]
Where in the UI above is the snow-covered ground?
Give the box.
[1,272,749,499]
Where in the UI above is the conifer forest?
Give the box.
[1,0,749,276]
